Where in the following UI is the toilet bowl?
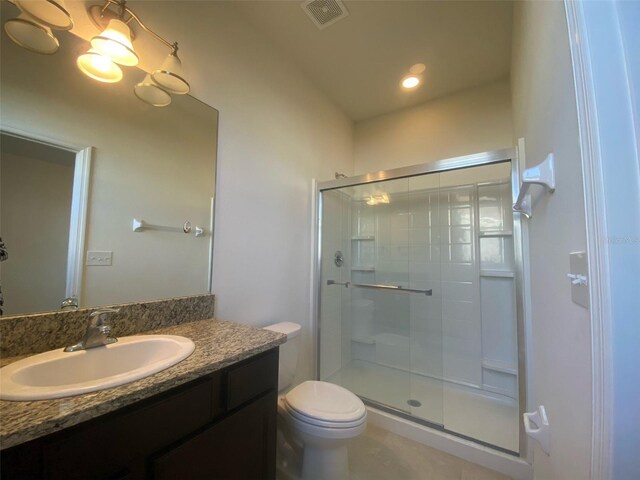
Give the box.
[264,322,367,480]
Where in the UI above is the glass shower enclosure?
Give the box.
[316,150,524,454]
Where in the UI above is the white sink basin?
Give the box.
[0,335,195,401]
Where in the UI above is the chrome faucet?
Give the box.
[64,308,120,352]
[61,296,79,310]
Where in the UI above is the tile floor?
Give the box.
[349,424,512,480]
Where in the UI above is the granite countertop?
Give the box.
[0,319,286,450]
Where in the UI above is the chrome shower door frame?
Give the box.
[312,147,529,456]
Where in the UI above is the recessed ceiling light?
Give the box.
[401,75,420,89]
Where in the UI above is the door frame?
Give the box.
[565,0,640,478]
[0,126,92,307]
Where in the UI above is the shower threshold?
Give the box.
[325,359,519,454]
[361,396,519,457]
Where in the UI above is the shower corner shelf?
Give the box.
[479,230,513,238]
[351,336,376,345]
[480,270,515,278]
[482,360,517,376]
[351,266,375,272]
[352,235,375,241]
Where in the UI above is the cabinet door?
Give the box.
[41,377,216,480]
[152,391,277,480]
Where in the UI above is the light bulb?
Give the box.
[91,19,138,66]
[401,75,420,89]
[77,49,123,83]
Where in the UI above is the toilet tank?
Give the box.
[263,322,301,392]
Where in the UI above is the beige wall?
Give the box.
[0,151,74,315]
[354,80,513,174]
[127,2,355,383]
[511,2,591,478]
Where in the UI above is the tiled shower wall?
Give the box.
[343,177,517,398]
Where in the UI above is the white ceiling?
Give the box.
[232,0,513,122]
[6,0,513,123]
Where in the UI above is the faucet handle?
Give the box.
[64,308,120,352]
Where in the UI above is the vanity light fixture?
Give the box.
[4,13,60,55]
[13,0,73,31]
[3,0,191,107]
[81,0,191,103]
[3,0,73,55]
[152,52,190,95]
[91,18,139,67]
[77,48,124,83]
[134,74,172,107]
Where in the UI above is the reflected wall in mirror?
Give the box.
[0,12,218,317]
[1,135,77,315]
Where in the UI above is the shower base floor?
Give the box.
[325,360,519,453]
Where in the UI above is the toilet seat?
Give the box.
[283,381,367,428]
[278,397,367,441]
[282,401,366,429]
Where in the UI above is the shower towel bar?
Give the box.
[327,280,432,296]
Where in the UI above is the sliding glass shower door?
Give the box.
[319,175,445,426]
[318,156,520,453]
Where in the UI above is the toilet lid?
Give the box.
[284,381,366,423]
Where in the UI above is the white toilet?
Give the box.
[264,322,367,480]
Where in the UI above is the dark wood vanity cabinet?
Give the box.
[1,348,279,480]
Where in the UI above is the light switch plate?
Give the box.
[569,251,589,308]
[86,251,113,266]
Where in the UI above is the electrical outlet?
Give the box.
[86,251,113,266]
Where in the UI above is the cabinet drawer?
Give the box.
[226,349,278,410]
[42,376,218,480]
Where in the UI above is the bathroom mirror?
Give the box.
[0,19,218,316]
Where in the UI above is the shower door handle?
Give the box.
[327,280,432,296]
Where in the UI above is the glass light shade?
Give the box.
[4,14,59,55]
[134,74,172,107]
[77,49,123,83]
[15,0,73,30]
[91,19,138,67]
[152,52,190,95]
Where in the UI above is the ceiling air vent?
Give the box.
[301,0,349,30]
